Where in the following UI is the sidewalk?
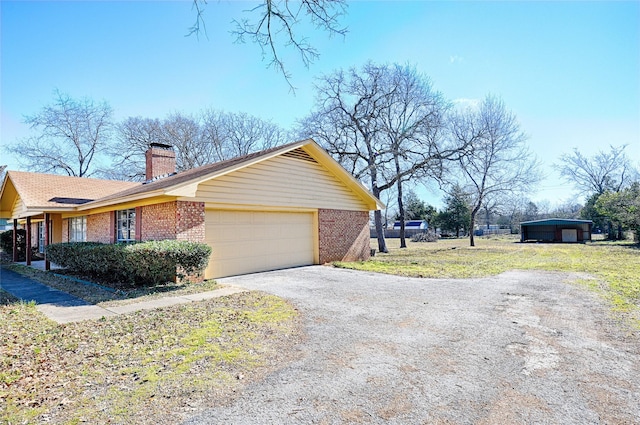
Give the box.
[0,267,247,324]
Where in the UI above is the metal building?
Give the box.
[520,218,593,243]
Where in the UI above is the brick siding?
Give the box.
[87,212,112,243]
[176,201,205,243]
[318,208,370,264]
[141,202,178,240]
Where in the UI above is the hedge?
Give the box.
[0,229,26,261]
[45,240,212,286]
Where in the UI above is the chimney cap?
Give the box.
[149,142,173,150]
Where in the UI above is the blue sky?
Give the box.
[1,1,639,209]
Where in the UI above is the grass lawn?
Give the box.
[0,289,301,424]
[336,235,640,327]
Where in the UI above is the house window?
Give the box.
[69,216,87,242]
[38,222,45,254]
[116,209,136,242]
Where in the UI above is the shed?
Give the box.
[520,218,593,243]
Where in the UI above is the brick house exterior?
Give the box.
[318,209,370,264]
[1,139,383,278]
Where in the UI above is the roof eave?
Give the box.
[77,189,169,211]
[302,141,386,210]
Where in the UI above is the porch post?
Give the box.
[26,216,32,266]
[12,219,18,262]
[44,213,51,271]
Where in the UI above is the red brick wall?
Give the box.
[318,209,370,264]
[140,202,178,241]
[87,212,112,243]
[176,201,205,243]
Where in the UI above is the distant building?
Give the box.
[520,219,593,243]
[393,220,428,230]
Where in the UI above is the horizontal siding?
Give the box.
[195,155,368,211]
[11,196,26,218]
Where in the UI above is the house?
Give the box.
[520,218,593,243]
[0,139,384,279]
[392,220,428,230]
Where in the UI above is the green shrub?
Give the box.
[45,240,212,286]
[0,229,26,261]
[125,240,212,285]
[46,242,130,281]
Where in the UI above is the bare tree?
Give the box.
[379,65,453,247]
[108,110,290,180]
[450,95,541,246]
[190,0,347,90]
[201,109,290,161]
[221,112,286,157]
[299,62,458,252]
[160,113,208,171]
[5,90,113,177]
[557,145,636,196]
[105,117,164,180]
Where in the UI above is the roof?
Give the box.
[0,171,138,217]
[1,139,384,219]
[520,218,593,226]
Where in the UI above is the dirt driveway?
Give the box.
[185,266,639,424]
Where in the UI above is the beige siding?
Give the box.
[195,156,368,210]
[204,209,315,278]
[11,196,26,218]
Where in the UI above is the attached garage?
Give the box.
[204,210,316,278]
[520,218,593,243]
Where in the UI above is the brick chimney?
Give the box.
[145,143,176,181]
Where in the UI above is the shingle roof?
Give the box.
[6,171,139,209]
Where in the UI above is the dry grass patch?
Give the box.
[0,292,302,424]
[336,236,640,327]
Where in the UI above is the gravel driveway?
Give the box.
[185,266,639,424]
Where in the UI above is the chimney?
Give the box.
[145,143,176,181]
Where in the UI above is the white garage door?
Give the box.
[205,210,315,278]
[561,229,578,243]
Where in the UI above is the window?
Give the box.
[38,222,45,254]
[69,216,87,242]
[116,209,136,242]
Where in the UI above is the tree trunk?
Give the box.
[374,209,388,253]
[469,211,477,247]
[397,180,406,249]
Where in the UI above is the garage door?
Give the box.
[205,210,315,278]
[561,229,578,243]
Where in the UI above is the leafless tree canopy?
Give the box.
[450,95,541,246]
[5,90,113,177]
[556,145,636,195]
[108,110,289,181]
[189,0,347,90]
[299,62,457,252]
